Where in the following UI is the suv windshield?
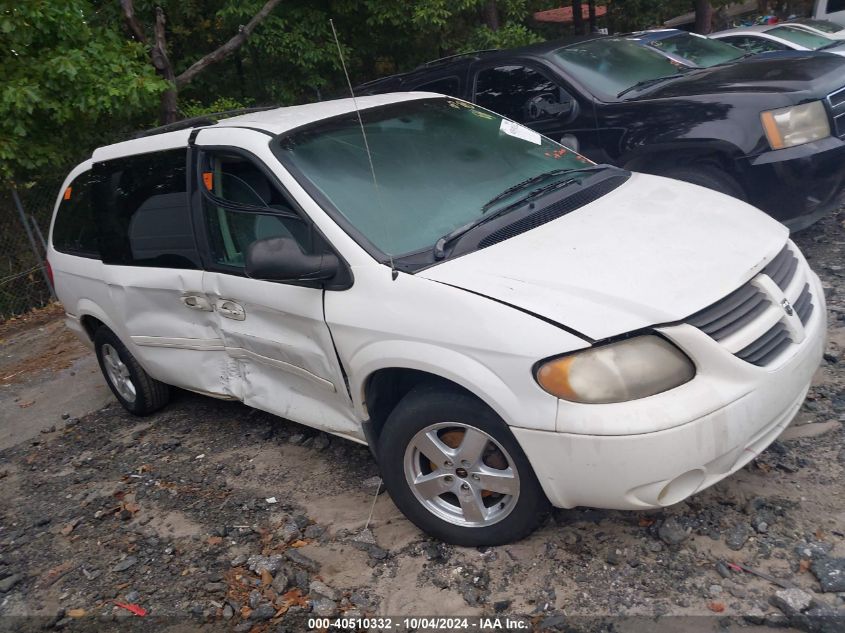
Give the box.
[649,32,744,67]
[276,98,596,257]
[552,38,684,100]
[790,19,842,34]
[765,26,835,49]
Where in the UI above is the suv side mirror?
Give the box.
[245,236,338,282]
[525,94,575,121]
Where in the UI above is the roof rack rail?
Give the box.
[415,49,498,70]
[132,105,278,139]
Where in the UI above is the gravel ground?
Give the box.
[0,213,844,633]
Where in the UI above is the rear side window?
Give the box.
[93,149,200,269]
[413,76,461,97]
[474,65,564,124]
[828,0,845,14]
[720,36,788,53]
[53,171,101,258]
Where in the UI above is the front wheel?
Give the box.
[378,385,549,546]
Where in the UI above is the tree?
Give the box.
[693,0,713,34]
[0,1,166,182]
[119,0,283,124]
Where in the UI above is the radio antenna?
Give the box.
[329,19,397,280]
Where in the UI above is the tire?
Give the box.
[94,327,169,416]
[378,384,549,546]
[659,164,746,201]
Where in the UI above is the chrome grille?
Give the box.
[827,86,845,139]
[686,242,814,367]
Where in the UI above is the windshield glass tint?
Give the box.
[766,26,833,49]
[792,19,841,34]
[552,39,683,100]
[277,99,592,256]
[650,33,744,66]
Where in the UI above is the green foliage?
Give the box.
[0,1,167,183]
[461,23,544,52]
[180,96,254,119]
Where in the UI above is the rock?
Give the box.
[812,557,845,592]
[248,590,262,609]
[755,521,769,534]
[725,524,750,551]
[304,524,325,540]
[309,580,339,601]
[0,574,22,593]
[289,433,306,445]
[222,604,234,620]
[124,590,140,603]
[230,554,247,567]
[278,522,300,543]
[795,541,833,560]
[204,582,226,593]
[708,585,723,599]
[311,597,338,617]
[250,604,275,621]
[271,572,289,594]
[716,562,731,579]
[368,546,388,561]
[352,528,377,546]
[823,352,839,364]
[312,433,330,450]
[494,599,512,613]
[771,587,814,615]
[247,554,285,575]
[605,549,622,566]
[658,518,688,546]
[285,550,320,572]
[539,614,566,630]
[292,514,310,529]
[61,413,70,420]
[111,557,138,573]
[647,541,664,553]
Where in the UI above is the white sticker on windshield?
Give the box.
[499,119,542,145]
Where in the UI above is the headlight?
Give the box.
[535,335,695,404]
[760,101,831,150]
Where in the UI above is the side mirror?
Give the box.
[525,94,575,121]
[245,236,338,282]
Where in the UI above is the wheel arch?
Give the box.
[621,141,744,177]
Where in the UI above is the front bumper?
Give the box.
[513,269,826,510]
[742,136,845,231]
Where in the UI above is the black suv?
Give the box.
[358,36,845,230]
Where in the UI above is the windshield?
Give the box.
[276,98,595,257]
[765,26,835,49]
[552,38,684,100]
[791,19,842,34]
[649,32,744,67]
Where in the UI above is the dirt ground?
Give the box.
[0,214,844,633]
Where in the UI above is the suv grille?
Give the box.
[686,243,813,367]
[827,86,845,139]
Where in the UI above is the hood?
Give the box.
[419,173,788,341]
[643,52,845,99]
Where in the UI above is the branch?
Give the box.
[176,0,283,88]
[151,6,175,80]
[120,0,148,43]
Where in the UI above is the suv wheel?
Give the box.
[378,385,549,546]
[660,164,746,200]
[94,327,170,416]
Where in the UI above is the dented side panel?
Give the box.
[202,272,360,438]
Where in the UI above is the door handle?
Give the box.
[217,299,246,321]
[181,294,213,311]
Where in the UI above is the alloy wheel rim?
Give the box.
[101,344,136,403]
[403,422,520,528]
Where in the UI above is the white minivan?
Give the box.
[48,93,826,545]
[816,0,845,27]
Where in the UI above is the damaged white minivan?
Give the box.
[49,94,826,545]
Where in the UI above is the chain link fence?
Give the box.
[0,181,60,321]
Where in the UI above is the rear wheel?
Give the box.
[378,385,549,546]
[659,164,746,201]
[94,327,169,416]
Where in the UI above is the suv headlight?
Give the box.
[761,101,831,150]
[535,335,695,404]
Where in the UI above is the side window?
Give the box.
[828,0,845,13]
[474,65,572,124]
[93,149,200,269]
[413,76,461,97]
[199,153,317,270]
[722,36,787,53]
[53,171,101,258]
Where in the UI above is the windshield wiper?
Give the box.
[480,169,571,213]
[617,72,687,98]
[433,166,609,260]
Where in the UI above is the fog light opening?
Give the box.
[657,469,706,506]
